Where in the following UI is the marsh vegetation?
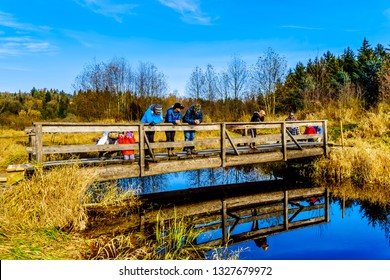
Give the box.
[0,101,389,260]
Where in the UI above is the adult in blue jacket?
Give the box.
[164,102,185,157]
[140,104,163,157]
[183,104,203,155]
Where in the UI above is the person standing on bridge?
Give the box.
[140,104,163,157]
[183,103,203,155]
[164,102,185,157]
[249,110,266,150]
[285,112,300,136]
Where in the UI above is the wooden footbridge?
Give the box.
[17,120,328,181]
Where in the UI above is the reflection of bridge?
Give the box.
[20,120,328,181]
[85,181,330,247]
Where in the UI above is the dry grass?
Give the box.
[0,129,29,169]
[313,102,390,206]
[1,164,96,231]
[0,164,97,259]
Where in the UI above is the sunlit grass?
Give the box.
[312,102,390,206]
[0,129,29,169]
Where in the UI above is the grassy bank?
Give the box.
[0,164,209,260]
[311,102,390,206]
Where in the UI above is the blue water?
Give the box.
[224,202,390,260]
[111,167,390,260]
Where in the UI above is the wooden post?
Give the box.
[35,124,43,164]
[282,122,287,161]
[139,124,145,176]
[29,133,36,161]
[323,120,329,157]
[221,123,226,167]
[325,188,330,222]
[284,190,289,230]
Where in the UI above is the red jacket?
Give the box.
[118,134,135,155]
[304,126,317,134]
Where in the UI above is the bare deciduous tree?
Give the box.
[186,66,205,100]
[251,48,287,114]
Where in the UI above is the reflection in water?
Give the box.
[112,164,283,195]
[93,161,389,259]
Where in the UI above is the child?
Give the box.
[118,131,136,160]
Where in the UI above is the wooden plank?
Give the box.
[7,163,34,172]
[0,173,7,182]
[229,134,281,145]
[143,157,222,177]
[36,124,43,163]
[221,123,227,166]
[225,130,239,155]
[286,129,303,150]
[282,122,287,160]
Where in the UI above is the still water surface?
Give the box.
[112,165,389,260]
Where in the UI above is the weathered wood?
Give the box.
[282,122,287,161]
[323,120,329,157]
[35,124,43,163]
[221,123,227,167]
[225,130,239,155]
[24,120,328,174]
[286,129,303,150]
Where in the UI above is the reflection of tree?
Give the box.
[183,166,276,188]
[359,201,390,244]
[115,175,169,194]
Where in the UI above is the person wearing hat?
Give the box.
[183,103,203,155]
[285,112,300,135]
[164,102,185,157]
[140,104,163,157]
[249,109,266,149]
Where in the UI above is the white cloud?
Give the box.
[158,0,214,25]
[0,11,51,32]
[73,0,138,23]
[0,12,56,56]
[0,36,57,56]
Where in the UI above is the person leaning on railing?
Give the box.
[249,109,266,150]
[140,104,163,158]
[182,103,203,155]
[164,102,185,157]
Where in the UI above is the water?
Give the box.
[104,164,390,260]
[218,200,390,260]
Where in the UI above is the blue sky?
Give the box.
[1,0,389,95]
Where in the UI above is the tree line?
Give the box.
[1,37,389,129]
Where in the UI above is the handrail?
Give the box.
[26,120,328,170]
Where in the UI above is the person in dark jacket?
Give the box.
[285,112,300,136]
[164,102,184,157]
[183,104,203,155]
[249,110,266,149]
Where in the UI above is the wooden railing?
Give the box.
[25,120,328,177]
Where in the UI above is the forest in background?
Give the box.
[1,38,389,130]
